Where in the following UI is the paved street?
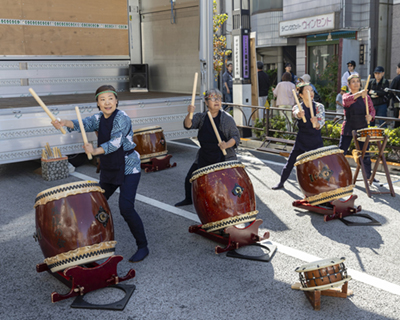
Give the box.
[1,139,400,320]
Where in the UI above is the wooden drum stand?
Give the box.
[351,130,395,198]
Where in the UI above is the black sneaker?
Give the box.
[175,199,193,207]
[272,183,284,190]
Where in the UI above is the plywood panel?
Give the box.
[0,0,23,19]
[20,0,127,24]
[0,0,129,56]
[22,27,128,56]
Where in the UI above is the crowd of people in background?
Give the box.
[220,59,400,129]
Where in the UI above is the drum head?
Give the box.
[190,160,245,183]
[133,126,162,135]
[34,180,103,207]
[295,146,343,166]
[295,257,346,273]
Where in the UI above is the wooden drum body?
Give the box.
[295,146,354,205]
[133,126,168,163]
[357,128,385,142]
[190,161,258,232]
[34,181,115,273]
[295,258,351,291]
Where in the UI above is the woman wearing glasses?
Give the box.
[175,89,240,207]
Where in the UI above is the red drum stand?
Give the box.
[141,154,177,172]
[36,255,136,310]
[189,219,277,262]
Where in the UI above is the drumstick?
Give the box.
[189,72,198,120]
[364,74,371,125]
[207,111,227,156]
[307,90,317,128]
[292,89,306,123]
[28,88,66,134]
[75,106,92,160]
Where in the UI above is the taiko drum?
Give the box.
[294,146,354,205]
[295,257,351,291]
[190,161,258,232]
[34,181,115,272]
[133,126,168,163]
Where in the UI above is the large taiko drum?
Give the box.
[295,257,351,291]
[294,146,354,205]
[190,161,258,232]
[34,181,116,273]
[133,126,168,163]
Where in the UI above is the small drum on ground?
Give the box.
[357,128,385,142]
[133,126,168,163]
[34,181,115,272]
[294,145,354,205]
[190,160,258,232]
[295,257,351,291]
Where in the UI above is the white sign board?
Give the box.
[233,35,241,79]
[279,13,335,37]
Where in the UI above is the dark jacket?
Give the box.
[258,70,270,96]
[389,74,400,105]
[367,78,389,106]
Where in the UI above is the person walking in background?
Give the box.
[334,86,347,122]
[389,62,400,128]
[283,63,297,84]
[367,66,389,127]
[257,61,271,107]
[273,72,296,130]
[341,60,358,88]
[222,62,233,105]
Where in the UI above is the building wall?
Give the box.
[390,1,400,79]
[283,0,342,20]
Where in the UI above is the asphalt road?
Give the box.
[1,139,400,320]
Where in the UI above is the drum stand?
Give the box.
[351,130,395,198]
[292,196,362,221]
[141,154,177,172]
[291,282,352,311]
[36,255,136,310]
[189,219,277,262]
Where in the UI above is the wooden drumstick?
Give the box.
[307,90,316,128]
[364,74,371,125]
[29,88,66,134]
[292,89,306,123]
[207,111,227,156]
[75,106,92,160]
[189,72,198,120]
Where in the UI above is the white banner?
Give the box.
[279,13,335,37]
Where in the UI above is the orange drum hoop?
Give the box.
[190,161,258,232]
[133,126,168,163]
[357,128,385,142]
[34,181,115,272]
[295,258,352,291]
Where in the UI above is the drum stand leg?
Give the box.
[292,282,352,311]
[36,255,136,309]
[189,219,276,262]
[352,131,395,198]
[141,154,177,172]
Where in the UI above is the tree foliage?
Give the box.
[213,0,231,75]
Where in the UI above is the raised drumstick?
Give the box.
[207,111,227,156]
[307,90,317,128]
[75,106,92,160]
[292,89,306,123]
[364,74,371,125]
[189,72,198,120]
[29,88,66,134]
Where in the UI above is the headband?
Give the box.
[296,82,310,89]
[95,90,118,98]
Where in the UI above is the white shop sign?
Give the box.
[279,13,335,37]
